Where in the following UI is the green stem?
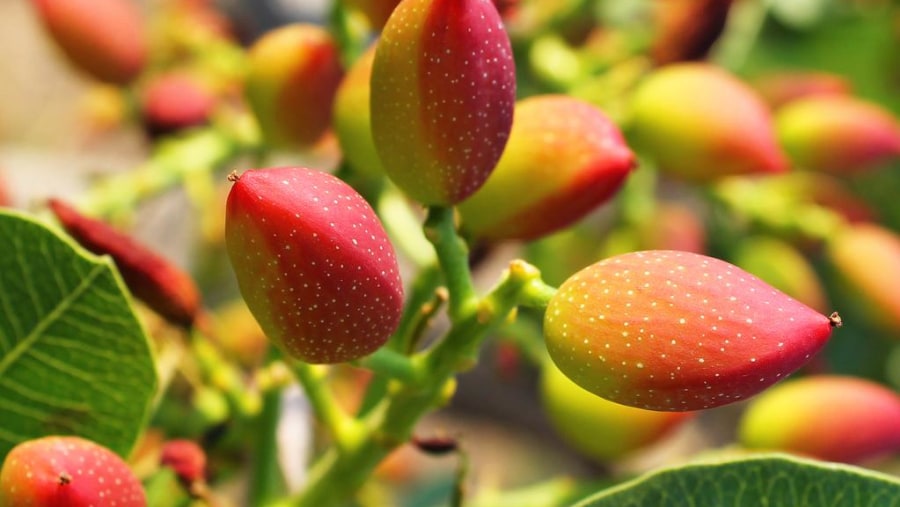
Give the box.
[418,260,543,372]
[390,264,444,354]
[191,330,261,417]
[356,264,443,417]
[708,178,847,245]
[288,361,362,451]
[450,448,470,507]
[468,477,580,507]
[79,126,254,218]
[248,387,287,506]
[327,0,368,67]
[712,0,769,72]
[354,348,419,383]
[517,276,558,310]
[424,206,477,321]
[277,260,548,507]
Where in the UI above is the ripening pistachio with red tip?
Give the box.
[245,24,344,150]
[776,96,900,175]
[0,436,146,507]
[160,439,207,486]
[826,223,900,334]
[140,72,215,137]
[30,0,147,85]
[628,64,787,182]
[371,0,516,205]
[544,250,839,411]
[541,361,694,461]
[650,0,733,65]
[333,45,385,178]
[738,376,900,463]
[458,95,635,241]
[225,167,404,363]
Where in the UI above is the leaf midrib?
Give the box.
[0,262,105,377]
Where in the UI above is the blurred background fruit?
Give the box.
[244,24,343,151]
[29,0,147,85]
[738,375,900,464]
[541,361,694,462]
[627,63,788,182]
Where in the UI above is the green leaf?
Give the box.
[576,453,900,507]
[0,210,157,460]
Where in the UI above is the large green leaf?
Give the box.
[0,210,157,460]
[576,453,900,507]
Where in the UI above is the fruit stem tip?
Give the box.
[227,170,241,183]
[828,311,843,328]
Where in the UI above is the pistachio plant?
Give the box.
[2,0,900,506]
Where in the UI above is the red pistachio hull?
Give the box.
[140,72,215,137]
[225,167,404,363]
[651,0,734,65]
[731,236,829,313]
[31,0,147,85]
[48,199,201,328]
[160,439,207,485]
[753,71,851,110]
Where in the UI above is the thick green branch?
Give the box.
[79,126,255,217]
[424,206,477,321]
[278,259,549,507]
[288,361,362,451]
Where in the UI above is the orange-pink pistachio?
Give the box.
[628,63,787,182]
[0,436,146,506]
[776,95,900,174]
[544,250,838,411]
[459,95,635,241]
[739,375,900,463]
